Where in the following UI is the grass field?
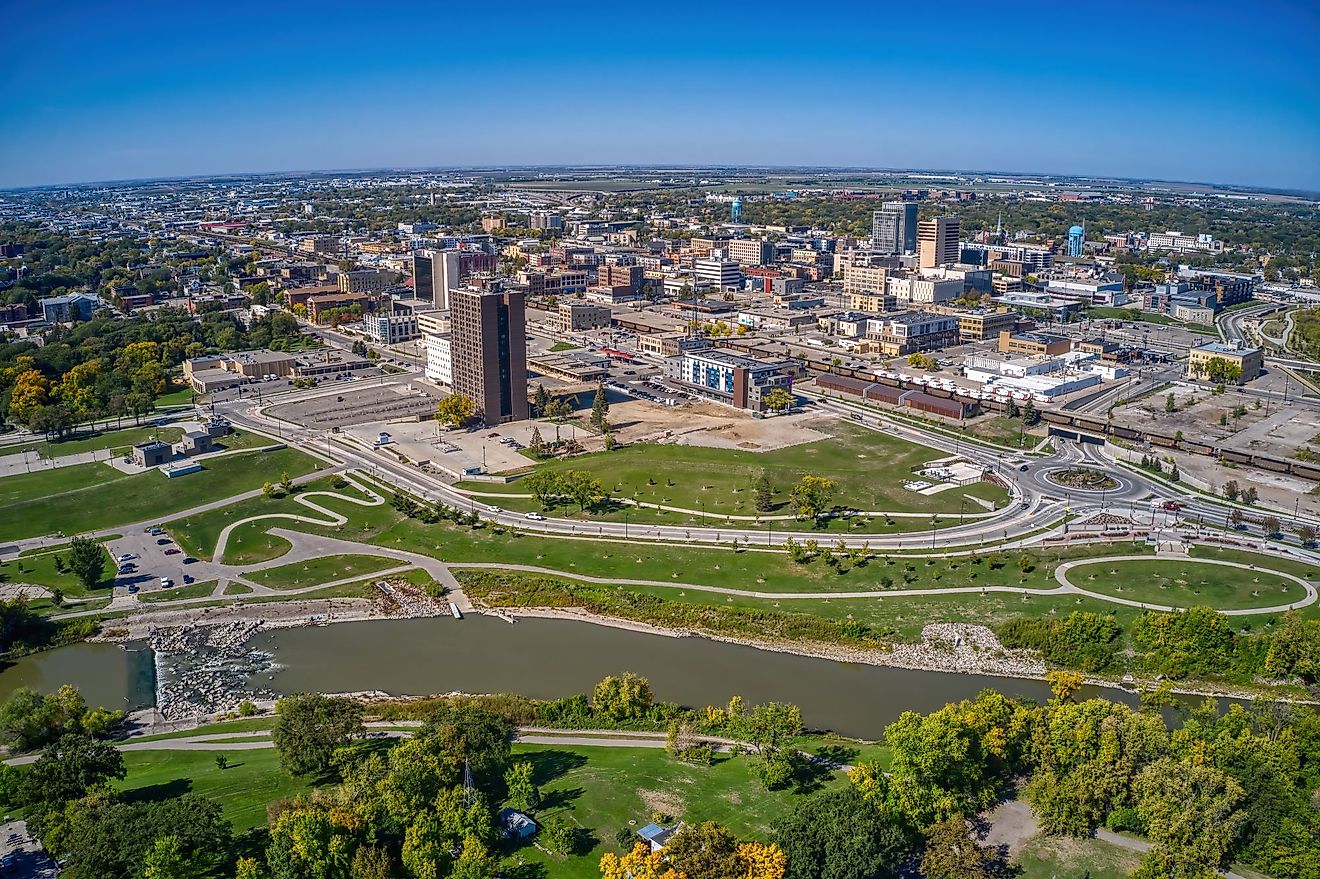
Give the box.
[1188,544,1320,580]
[243,554,402,590]
[505,744,839,879]
[115,748,312,832]
[0,424,183,459]
[0,447,323,542]
[1012,834,1142,879]
[0,542,116,596]
[1067,559,1307,610]
[459,421,1010,521]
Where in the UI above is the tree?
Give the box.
[266,806,357,879]
[1222,480,1240,501]
[754,474,774,513]
[592,673,653,721]
[1241,486,1258,505]
[546,817,590,856]
[67,536,107,590]
[1021,400,1040,427]
[665,821,740,879]
[601,842,685,879]
[919,817,997,879]
[533,384,552,417]
[504,760,539,813]
[1133,758,1246,876]
[141,835,204,879]
[1165,393,1176,413]
[1261,515,1281,536]
[1295,523,1318,545]
[773,787,913,879]
[737,842,787,879]
[591,383,610,431]
[417,702,513,791]
[22,734,125,830]
[272,694,364,776]
[788,475,837,520]
[529,426,546,457]
[732,702,803,790]
[560,470,606,512]
[762,387,794,413]
[435,394,477,429]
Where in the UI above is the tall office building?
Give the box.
[918,216,961,268]
[412,251,436,304]
[871,202,918,254]
[449,283,528,424]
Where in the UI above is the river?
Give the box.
[1,616,1139,738]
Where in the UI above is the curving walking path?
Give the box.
[1053,555,1317,616]
[211,472,388,563]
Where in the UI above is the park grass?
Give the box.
[137,580,220,603]
[115,747,313,832]
[456,567,1153,643]
[1066,559,1307,610]
[0,424,184,459]
[1012,833,1142,879]
[0,542,115,597]
[223,582,254,595]
[243,554,403,590]
[505,744,839,879]
[219,523,295,565]
[0,447,324,542]
[165,475,378,561]
[1187,545,1319,580]
[155,386,197,408]
[458,421,1010,519]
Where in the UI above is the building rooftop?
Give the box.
[1191,341,1260,356]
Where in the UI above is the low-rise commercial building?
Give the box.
[366,311,421,345]
[865,311,959,356]
[424,333,453,386]
[558,301,612,331]
[998,330,1071,358]
[1186,341,1262,384]
[929,306,1017,342]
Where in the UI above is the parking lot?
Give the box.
[106,526,202,598]
[267,383,437,430]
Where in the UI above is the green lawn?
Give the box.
[459,421,1010,522]
[1187,545,1319,580]
[243,554,403,590]
[0,424,183,459]
[505,744,839,879]
[0,448,323,542]
[1012,834,1143,879]
[155,386,197,408]
[165,476,378,561]
[1066,559,1307,610]
[115,748,313,832]
[137,580,220,603]
[0,543,116,597]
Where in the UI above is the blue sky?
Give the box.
[2,0,1318,190]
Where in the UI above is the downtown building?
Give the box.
[918,216,961,268]
[871,202,918,254]
[448,282,529,424]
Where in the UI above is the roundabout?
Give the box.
[1045,467,1119,492]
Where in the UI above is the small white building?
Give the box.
[424,332,452,386]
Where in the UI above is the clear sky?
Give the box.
[2,0,1318,191]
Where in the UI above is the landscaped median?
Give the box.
[1061,559,1309,611]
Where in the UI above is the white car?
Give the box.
[488,505,504,514]
[525,512,546,521]
[160,577,174,588]
[117,553,135,562]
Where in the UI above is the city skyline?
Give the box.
[1,0,1318,190]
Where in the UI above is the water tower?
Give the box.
[730,197,743,224]
[1067,224,1085,258]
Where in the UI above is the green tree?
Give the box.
[435,394,477,429]
[774,786,913,879]
[919,817,997,879]
[272,694,364,777]
[417,703,513,791]
[788,475,837,520]
[504,760,539,812]
[591,383,610,431]
[524,471,562,507]
[1133,758,1246,876]
[141,835,203,879]
[67,536,107,590]
[22,734,126,832]
[560,470,606,512]
[761,387,794,413]
[529,426,546,457]
[266,807,356,879]
[754,473,774,513]
[664,821,740,879]
[533,384,551,417]
[592,673,654,721]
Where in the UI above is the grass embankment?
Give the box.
[458,421,1010,523]
[243,554,403,590]
[0,448,323,542]
[137,580,220,603]
[1067,559,1307,610]
[0,424,184,459]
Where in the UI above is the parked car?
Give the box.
[157,537,172,545]
[164,548,181,556]
[182,557,197,564]
[127,584,139,594]
[182,574,194,584]
[160,578,174,588]
[117,553,135,563]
